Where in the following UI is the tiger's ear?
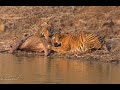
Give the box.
[57,32,62,39]
[49,27,54,33]
[49,27,55,37]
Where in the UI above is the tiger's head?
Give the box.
[51,30,69,47]
[51,32,62,47]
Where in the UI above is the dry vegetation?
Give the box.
[0,6,120,63]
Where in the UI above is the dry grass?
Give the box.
[0,6,120,62]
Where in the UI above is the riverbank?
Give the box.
[0,6,120,63]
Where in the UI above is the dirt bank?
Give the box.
[0,6,120,63]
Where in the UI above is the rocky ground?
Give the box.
[0,6,120,63]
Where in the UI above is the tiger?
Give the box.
[48,29,110,54]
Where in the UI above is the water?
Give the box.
[0,54,120,84]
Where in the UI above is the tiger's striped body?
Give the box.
[49,30,108,54]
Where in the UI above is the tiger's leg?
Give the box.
[65,45,89,55]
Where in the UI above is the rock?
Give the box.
[110,59,119,64]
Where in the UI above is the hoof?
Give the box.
[47,52,51,56]
[44,50,51,57]
[46,50,55,56]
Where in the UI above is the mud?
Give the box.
[0,6,120,63]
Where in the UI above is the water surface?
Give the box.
[0,54,120,84]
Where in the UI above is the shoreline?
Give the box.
[0,6,120,63]
[0,49,119,64]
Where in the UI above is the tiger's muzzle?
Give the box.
[54,42,61,47]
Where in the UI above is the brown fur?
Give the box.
[41,26,50,42]
[40,25,55,46]
[18,25,49,56]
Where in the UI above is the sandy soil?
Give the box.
[0,6,120,63]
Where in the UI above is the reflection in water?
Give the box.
[0,54,120,84]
